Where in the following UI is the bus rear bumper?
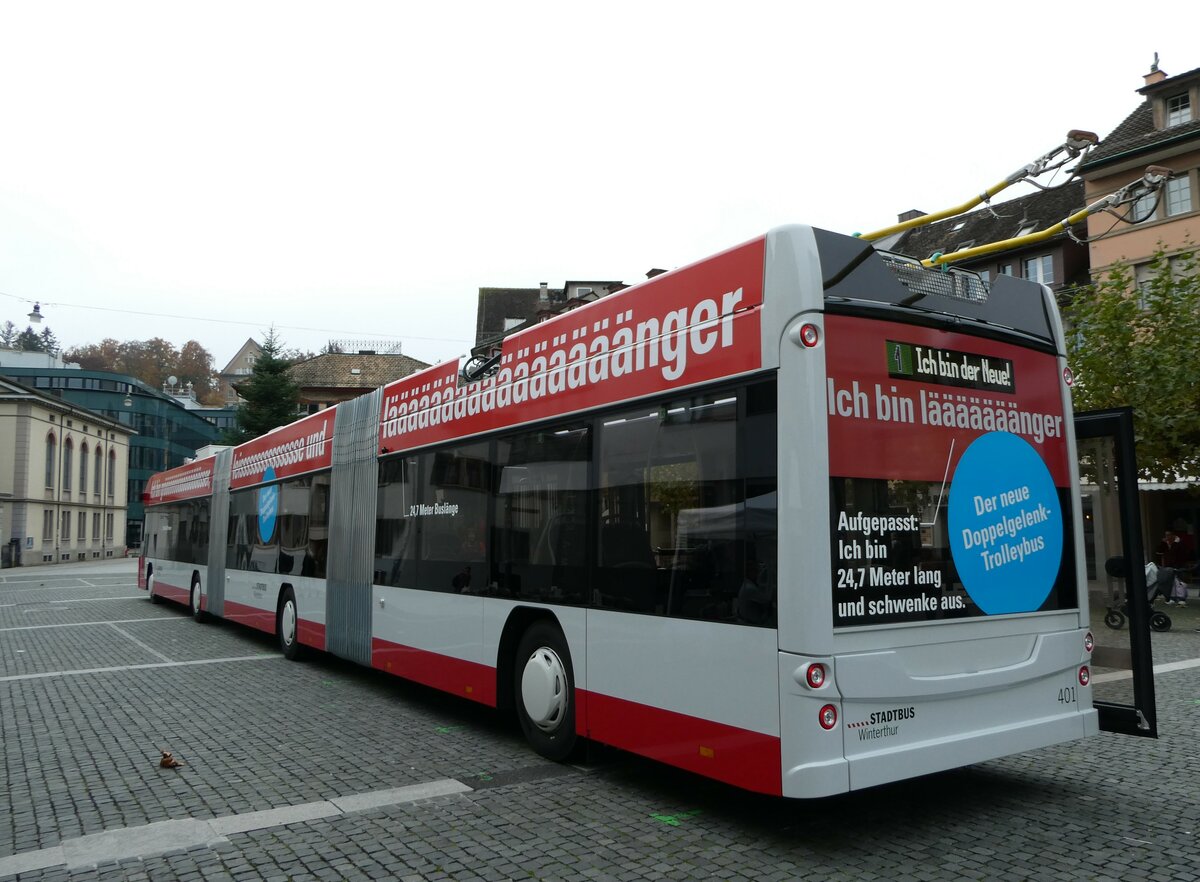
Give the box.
[848,707,1097,792]
[781,708,1097,798]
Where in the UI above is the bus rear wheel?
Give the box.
[278,588,304,660]
[514,621,578,762]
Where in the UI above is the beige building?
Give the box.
[0,377,134,567]
[1080,61,1200,275]
[217,338,263,404]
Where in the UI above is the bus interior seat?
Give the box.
[599,521,657,610]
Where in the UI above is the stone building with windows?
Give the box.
[285,350,431,413]
[0,355,224,548]
[0,377,133,567]
[1079,60,1200,278]
[887,179,1091,299]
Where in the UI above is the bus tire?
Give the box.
[147,571,161,604]
[278,587,304,660]
[514,621,577,762]
[189,578,207,623]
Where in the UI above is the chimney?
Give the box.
[646,268,668,279]
[898,209,926,223]
[1144,53,1166,86]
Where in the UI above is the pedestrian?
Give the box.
[1156,529,1188,606]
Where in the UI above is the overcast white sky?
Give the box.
[0,2,1195,369]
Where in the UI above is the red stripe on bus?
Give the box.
[223,599,277,634]
[153,580,190,604]
[298,619,326,650]
[583,691,783,796]
[371,638,497,707]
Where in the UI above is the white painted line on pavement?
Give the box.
[0,845,67,877]
[109,622,173,662]
[51,596,146,602]
[0,581,136,593]
[0,778,472,876]
[1092,656,1200,683]
[0,616,188,633]
[0,654,277,683]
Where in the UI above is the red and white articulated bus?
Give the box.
[140,224,1097,797]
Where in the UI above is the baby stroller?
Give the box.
[1102,556,1172,631]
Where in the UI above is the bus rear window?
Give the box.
[825,314,1077,628]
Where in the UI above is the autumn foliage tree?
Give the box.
[63,337,224,405]
[1065,245,1200,481]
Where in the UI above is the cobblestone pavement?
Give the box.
[2,560,1198,881]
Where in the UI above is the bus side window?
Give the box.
[596,382,777,625]
[492,426,590,605]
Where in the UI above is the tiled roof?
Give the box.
[286,352,431,390]
[1082,67,1200,169]
[476,288,549,345]
[892,180,1086,261]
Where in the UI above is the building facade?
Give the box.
[0,378,133,567]
[889,180,1091,298]
[286,350,431,413]
[1080,61,1200,276]
[217,338,263,404]
[0,364,224,547]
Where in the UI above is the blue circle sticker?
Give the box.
[258,466,279,543]
[948,432,1063,614]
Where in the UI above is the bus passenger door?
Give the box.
[1074,407,1157,737]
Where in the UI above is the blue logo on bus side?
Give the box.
[947,432,1063,614]
[258,466,279,544]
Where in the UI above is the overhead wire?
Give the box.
[0,289,473,346]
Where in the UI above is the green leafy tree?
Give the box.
[0,320,18,347]
[226,327,301,444]
[1066,245,1200,480]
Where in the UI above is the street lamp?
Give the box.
[27,303,43,324]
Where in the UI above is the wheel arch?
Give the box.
[496,606,563,713]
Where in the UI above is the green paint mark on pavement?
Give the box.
[651,809,702,826]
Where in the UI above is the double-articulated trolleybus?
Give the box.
[140,224,1096,797]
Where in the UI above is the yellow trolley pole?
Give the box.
[856,130,1098,242]
[922,166,1173,269]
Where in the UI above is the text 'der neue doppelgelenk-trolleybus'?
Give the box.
[140,223,1096,798]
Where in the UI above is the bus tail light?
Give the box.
[1063,366,1075,387]
[805,663,827,689]
[818,704,838,730]
[1084,631,1094,653]
[1078,666,1090,686]
[799,323,820,348]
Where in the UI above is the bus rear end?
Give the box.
[769,226,1096,797]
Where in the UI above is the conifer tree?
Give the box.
[226,328,301,444]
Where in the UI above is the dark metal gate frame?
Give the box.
[1075,406,1157,737]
